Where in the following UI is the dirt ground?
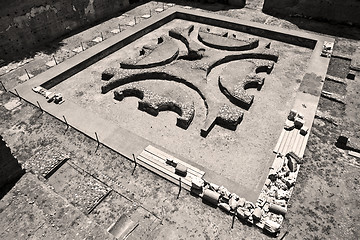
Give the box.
[52,19,311,199]
[1,1,360,240]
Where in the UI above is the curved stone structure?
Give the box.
[219,74,265,110]
[206,50,279,77]
[120,36,179,69]
[198,27,259,51]
[169,25,205,60]
[200,104,244,137]
[101,25,279,137]
[101,71,206,103]
[114,84,195,129]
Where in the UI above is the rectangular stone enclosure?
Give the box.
[12,7,333,202]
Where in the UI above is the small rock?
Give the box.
[238,197,246,207]
[294,117,305,129]
[229,196,239,210]
[237,208,246,219]
[288,109,297,121]
[269,203,287,216]
[218,202,231,213]
[264,179,271,187]
[285,178,296,188]
[210,183,219,191]
[284,120,295,130]
[218,186,231,198]
[300,126,309,135]
[276,189,289,200]
[245,201,255,210]
[252,207,262,221]
[191,177,204,190]
[264,219,281,233]
[287,157,298,172]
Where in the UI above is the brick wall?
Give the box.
[0,0,130,60]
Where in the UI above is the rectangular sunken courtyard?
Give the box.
[12,7,333,207]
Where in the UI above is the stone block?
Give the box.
[288,109,297,121]
[287,157,298,172]
[191,177,204,190]
[203,189,220,206]
[300,126,309,135]
[294,117,305,129]
[175,164,187,177]
[264,219,281,233]
[252,207,262,221]
[269,203,287,216]
[219,203,231,213]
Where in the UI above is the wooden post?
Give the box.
[280,231,289,240]
[231,212,236,229]
[101,32,104,41]
[14,89,21,100]
[53,55,58,65]
[36,101,43,113]
[177,177,182,199]
[25,69,31,79]
[63,115,69,134]
[0,81,6,92]
[95,132,100,152]
[160,206,164,225]
[81,42,84,51]
[132,153,137,175]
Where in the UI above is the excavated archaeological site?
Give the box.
[1,0,360,239]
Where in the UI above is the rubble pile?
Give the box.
[32,86,64,104]
[189,151,301,235]
[285,109,307,134]
[254,152,301,233]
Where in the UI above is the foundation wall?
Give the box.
[263,0,360,26]
[0,136,24,189]
[0,0,130,59]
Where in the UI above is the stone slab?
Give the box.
[350,47,360,71]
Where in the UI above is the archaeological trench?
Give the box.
[0,1,360,239]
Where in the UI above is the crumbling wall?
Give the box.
[0,0,130,60]
[0,135,24,189]
[263,0,360,26]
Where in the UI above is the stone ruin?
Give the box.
[101,25,278,137]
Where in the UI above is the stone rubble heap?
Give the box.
[189,148,302,235]
[32,86,64,104]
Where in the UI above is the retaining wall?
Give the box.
[0,0,130,60]
[263,0,360,26]
[0,136,24,189]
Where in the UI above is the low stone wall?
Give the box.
[263,0,360,26]
[0,0,130,60]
